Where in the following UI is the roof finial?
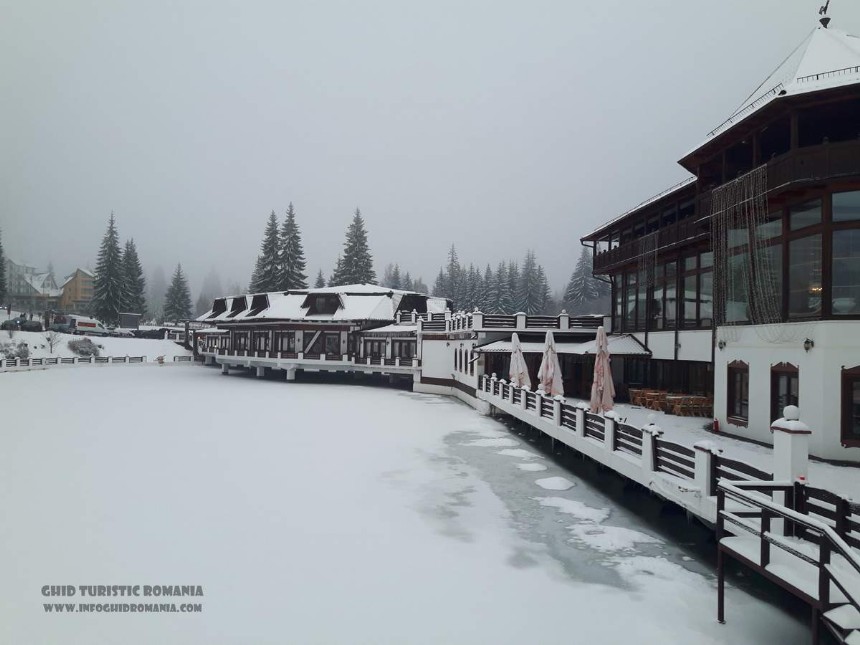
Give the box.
[819,0,831,28]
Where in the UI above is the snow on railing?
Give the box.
[0,355,155,372]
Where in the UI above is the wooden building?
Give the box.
[582,18,860,461]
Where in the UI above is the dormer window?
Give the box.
[302,294,342,315]
[247,294,269,317]
[227,296,247,318]
[208,299,227,319]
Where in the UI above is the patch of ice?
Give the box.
[536,497,610,523]
[566,524,662,553]
[516,463,548,472]
[535,477,575,491]
[497,449,542,460]
[462,437,519,448]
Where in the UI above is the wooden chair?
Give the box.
[672,396,691,416]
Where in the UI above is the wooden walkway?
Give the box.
[718,481,860,644]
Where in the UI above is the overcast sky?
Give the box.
[3,1,859,296]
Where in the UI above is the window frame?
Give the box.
[727,360,750,427]
[770,362,799,423]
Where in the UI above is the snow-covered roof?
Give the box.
[694,25,860,150]
[197,284,448,324]
[23,272,61,297]
[476,334,649,356]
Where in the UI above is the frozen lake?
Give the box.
[0,366,807,644]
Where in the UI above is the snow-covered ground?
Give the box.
[0,367,806,644]
[603,401,860,502]
[0,330,190,363]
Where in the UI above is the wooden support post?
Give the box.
[717,487,726,624]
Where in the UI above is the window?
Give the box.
[790,199,822,231]
[788,235,822,318]
[727,361,749,426]
[324,333,340,356]
[832,230,860,315]
[770,363,799,422]
[842,366,860,446]
[726,253,750,323]
[665,261,677,329]
[833,191,860,222]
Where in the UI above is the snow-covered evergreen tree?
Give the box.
[279,203,307,290]
[516,251,543,314]
[497,262,512,313]
[251,211,281,292]
[314,269,326,288]
[0,228,6,306]
[334,209,375,285]
[402,271,413,291]
[390,264,401,290]
[480,264,496,312]
[328,255,345,287]
[536,264,551,314]
[148,266,168,322]
[121,239,147,316]
[91,214,125,325]
[163,264,192,321]
[564,247,599,311]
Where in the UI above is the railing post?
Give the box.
[574,405,586,438]
[717,485,726,624]
[559,310,570,330]
[508,381,515,403]
[604,411,618,452]
[553,396,562,426]
[515,312,526,329]
[760,508,771,568]
[694,441,720,497]
[534,389,544,416]
[771,405,810,483]
[490,373,497,397]
[641,418,663,472]
[472,311,483,330]
[520,385,529,410]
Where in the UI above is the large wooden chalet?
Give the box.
[582,18,860,461]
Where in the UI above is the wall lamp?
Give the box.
[717,340,726,350]
[803,338,815,352]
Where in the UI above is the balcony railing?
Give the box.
[417,311,603,334]
[593,138,860,273]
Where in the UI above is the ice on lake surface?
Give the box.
[0,366,808,644]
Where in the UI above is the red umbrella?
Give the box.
[589,326,615,413]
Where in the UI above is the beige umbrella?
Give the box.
[589,326,615,413]
[508,332,532,389]
[537,330,564,397]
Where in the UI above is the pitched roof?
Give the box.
[703,25,860,143]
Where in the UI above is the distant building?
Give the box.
[59,268,95,314]
[5,258,61,312]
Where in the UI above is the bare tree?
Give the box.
[45,330,62,354]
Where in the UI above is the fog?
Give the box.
[2,1,858,296]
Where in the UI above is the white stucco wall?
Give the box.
[714,321,860,461]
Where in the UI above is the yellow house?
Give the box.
[60,268,94,313]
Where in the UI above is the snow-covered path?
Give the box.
[0,367,806,644]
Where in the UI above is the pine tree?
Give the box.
[0,228,6,307]
[481,264,496,312]
[413,277,428,296]
[328,255,345,287]
[497,263,513,313]
[432,267,446,297]
[564,247,599,311]
[252,211,281,292]
[517,251,544,314]
[121,239,147,316]
[91,214,125,325]
[249,256,264,292]
[336,209,376,285]
[279,203,308,290]
[508,261,521,312]
[536,264,551,314]
[314,269,326,288]
[390,264,402,290]
[163,264,192,321]
[402,271,413,291]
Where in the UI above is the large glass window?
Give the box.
[833,191,860,222]
[700,270,714,325]
[726,253,750,323]
[636,270,647,330]
[727,361,749,425]
[771,364,799,422]
[833,230,860,315]
[790,199,822,231]
[625,272,636,332]
[665,262,677,329]
[788,235,822,318]
[683,274,697,327]
[650,266,664,331]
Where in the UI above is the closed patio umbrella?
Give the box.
[508,332,532,389]
[589,326,615,413]
[537,330,564,397]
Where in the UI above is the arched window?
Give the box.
[842,365,860,447]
